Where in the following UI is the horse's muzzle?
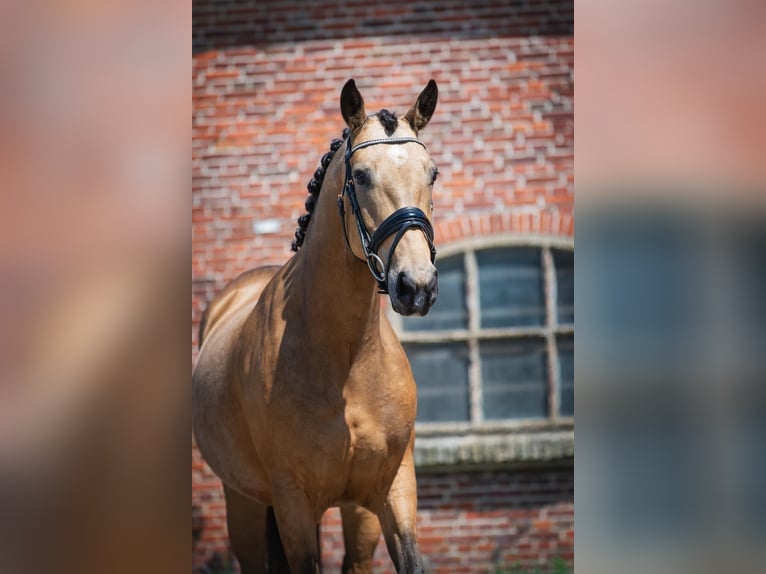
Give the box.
[391,269,438,316]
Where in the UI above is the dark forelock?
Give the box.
[377,109,398,136]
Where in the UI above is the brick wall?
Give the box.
[193,463,574,573]
[193,1,573,571]
[320,467,574,573]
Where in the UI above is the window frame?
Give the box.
[389,233,574,437]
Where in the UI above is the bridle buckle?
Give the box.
[366,253,387,283]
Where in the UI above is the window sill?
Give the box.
[413,423,574,469]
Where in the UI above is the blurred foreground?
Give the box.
[576,0,766,572]
[0,1,189,572]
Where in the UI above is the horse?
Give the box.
[193,79,440,573]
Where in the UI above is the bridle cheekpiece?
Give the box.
[336,134,437,294]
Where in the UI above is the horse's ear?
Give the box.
[340,79,367,131]
[405,79,438,132]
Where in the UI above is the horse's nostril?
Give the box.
[396,272,417,301]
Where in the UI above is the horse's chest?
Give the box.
[348,421,399,462]
[255,350,416,503]
[339,408,413,498]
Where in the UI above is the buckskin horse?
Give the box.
[193,79,440,573]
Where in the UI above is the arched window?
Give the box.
[390,236,573,430]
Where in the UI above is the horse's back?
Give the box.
[193,265,280,498]
[198,266,280,350]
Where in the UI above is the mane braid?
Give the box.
[291,127,350,252]
[377,109,398,136]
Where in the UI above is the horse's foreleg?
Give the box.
[271,486,322,573]
[223,485,268,574]
[340,504,382,574]
[379,447,425,574]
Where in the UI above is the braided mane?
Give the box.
[291,127,349,251]
[290,110,399,252]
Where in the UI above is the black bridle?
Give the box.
[336,135,437,294]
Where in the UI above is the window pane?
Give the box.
[558,335,574,416]
[402,254,466,332]
[480,338,548,419]
[554,249,574,324]
[404,343,470,423]
[477,248,544,328]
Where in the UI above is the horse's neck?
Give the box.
[290,160,382,348]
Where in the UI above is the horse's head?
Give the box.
[339,79,439,316]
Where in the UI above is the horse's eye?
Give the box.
[430,168,439,186]
[353,170,370,186]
